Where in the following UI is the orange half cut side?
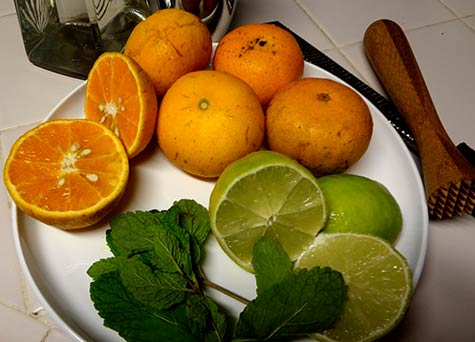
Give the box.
[3,119,129,229]
[85,52,158,158]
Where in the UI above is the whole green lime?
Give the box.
[318,174,402,244]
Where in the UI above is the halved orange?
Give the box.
[85,52,158,158]
[3,119,129,229]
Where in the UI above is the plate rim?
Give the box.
[10,62,429,342]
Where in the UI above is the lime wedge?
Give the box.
[295,233,412,342]
[209,150,327,272]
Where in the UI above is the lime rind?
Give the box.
[209,151,327,272]
[295,233,412,342]
[318,174,403,244]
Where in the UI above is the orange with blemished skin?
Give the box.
[124,8,212,98]
[266,78,373,176]
[157,70,265,178]
[212,23,304,107]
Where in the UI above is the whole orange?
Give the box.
[124,8,212,97]
[157,70,265,178]
[212,23,304,107]
[266,78,373,176]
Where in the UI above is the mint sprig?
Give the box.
[235,238,347,340]
[88,199,347,341]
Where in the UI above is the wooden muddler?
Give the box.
[363,19,475,219]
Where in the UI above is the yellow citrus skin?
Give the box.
[3,119,129,229]
[124,8,212,98]
[266,78,373,176]
[213,23,304,107]
[157,70,265,178]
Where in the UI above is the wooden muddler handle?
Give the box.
[363,19,475,219]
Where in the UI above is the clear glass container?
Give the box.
[14,0,237,79]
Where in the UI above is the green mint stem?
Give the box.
[202,278,250,305]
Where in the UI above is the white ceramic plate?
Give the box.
[12,62,428,342]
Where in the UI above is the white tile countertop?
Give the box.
[1,0,475,341]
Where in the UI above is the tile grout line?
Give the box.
[293,0,376,87]
[404,17,475,34]
[0,119,42,135]
[0,160,33,322]
[293,0,339,49]
[1,124,56,333]
[0,131,5,169]
[438,0,475,18]
[436,0,475,33]
[460,17,475,33]
[308,17,472,49]
[290,2,475,100]
[0,11,16,19]
[0,299,27,315]
[0,200,41,322]
[294,0,474,47]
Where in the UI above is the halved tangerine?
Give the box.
[85,52,158,158]
[3,119,129,229]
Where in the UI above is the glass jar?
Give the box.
[14,0,237,79]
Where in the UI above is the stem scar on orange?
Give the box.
[212,23,304,107]
[157,70,265,178]
[85,52,158,159]
[3,119,129,229]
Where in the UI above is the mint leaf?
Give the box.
[235,267,347,340]
[88,255,189,311]
[173,199,210,245]
[91,272,226,342]
[152,217,194,278]
[166,200,210,267]
[89,201,225,341]
[105,229,121,257]
[87,256,123,280]
[90,271,198,342]
[106,210,167,257]
[106,210,194,277]
[120,256,189,311]
[202,297,228,342]
[252,238,293,295]
[90,201,349,342]
[186,295,209,336]
[185,295,227,341]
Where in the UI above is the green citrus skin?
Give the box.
[318,174,402,244]
[209,150,327,272]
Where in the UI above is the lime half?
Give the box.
[295,233,412,342]
[209,150,327,272]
